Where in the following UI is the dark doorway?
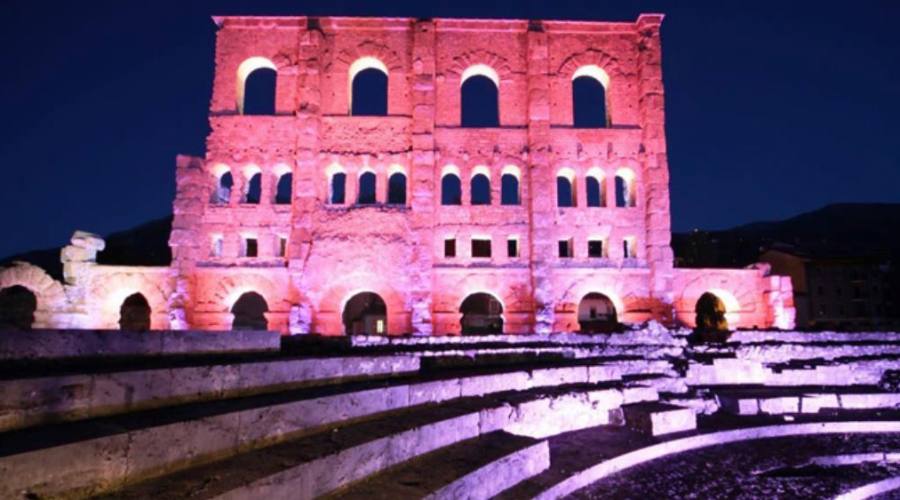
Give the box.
[696,292,729,332]
[578,293,618,333]
[460,293,503,335]
[343,292,387,335]
[232,292,269,330]
[0,285,37,331]
[119,293,151,331]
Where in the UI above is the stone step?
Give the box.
[324,431,549,500]
[621,402,697,436]
[87,384,623,500]
[716,387,900,416]
[0,354,420,432]
[0,362,626,498]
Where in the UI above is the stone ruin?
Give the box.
[0,14,796,336]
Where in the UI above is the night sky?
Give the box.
[2,0,898,259]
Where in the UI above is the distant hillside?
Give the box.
[0,216,172,280]
[673,203,900,268]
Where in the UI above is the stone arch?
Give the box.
[0,285,37,331]
[572,65,610,128]
[317,282,408,336]
[326,163,347,204]
[236,56,277,115]
[615,167,637,207]
[695,291,730,332]
[586,167,606,207]
[349,57,388,116]
[501,165,520,205]
[334,41,404,75]
[231,291,269,330]
[446,49,513,83]
[578,292,618,333]
[460,292,504,335]
[210,163,234,204]
[675,272,754,329]
[557,167,577,207]
[441,165,462,206]
[387,169,407,205]
[342,291,387,335]
[119,293,151,332]
[556,48,621,83]
[88,271,169,330]
[0,262,67,329]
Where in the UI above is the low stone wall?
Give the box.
[0,329,280,360]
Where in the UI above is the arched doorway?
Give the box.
[232,292,269,330]
[578,293,618,333]
[343,292,387,335]
[119,293,151,331]
[696,292,728,332]
[460,293,503,335]
[0,285,37,331]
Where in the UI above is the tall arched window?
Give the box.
[350,57,388,116]
[245,172,262,204]
[556,168,576,207]
[327,165,346,205]
[572,65,610,128]
[275,173,292,204]
[237,57,277,115]
[586,169,605,207]
[501,174,519,205]
[213,169,233,204]
[441,168,462,206]
[461,64,500,127]
[615,168,636,207]
[387,171,407,205]
[358,171,377,204]
[471,170,491,205]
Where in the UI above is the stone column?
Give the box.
[636,14,676,325]
[61,231,105,328]
[168,154,207,329]
[526,22,555,334]
[409,18,437,335]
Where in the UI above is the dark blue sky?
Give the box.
[2,0,898,259]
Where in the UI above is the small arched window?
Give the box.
[245,173,262,204]
[350,57,389,116]
[275,173,292,204]
[615,168,636,207]
[387,171,407,205]
[586,169,605,207]
[572,65,610,128]
[441,170,462,206]
[501,174,519,205]
[327,165,346,205]
[358,171,377,204]
[471,172,491,205]
[213,170,233,204]
[556,169,576,207]
[461,65,500,127]
[237,57,277,115]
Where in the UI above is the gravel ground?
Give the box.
[572,433,900,499]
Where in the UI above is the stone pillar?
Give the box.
[636,14,676,325]
[526,22,555,334]
[409,18,437,335]
[61,231,105,328]
[287,20,323,334]
[168,154,207,330]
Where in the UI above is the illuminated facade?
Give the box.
[0,15,795,335]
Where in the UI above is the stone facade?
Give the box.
[0,14,795,335]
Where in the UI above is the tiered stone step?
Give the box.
[715,386,900,416]
[622,402,697,436]
[87,383,625,499]
[324,431,549,499]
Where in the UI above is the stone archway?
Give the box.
[0,285,37,331]
[696,292,729,332]
[578,292,618,333]
[119,293,151,332]
[343,292,387,335]
[460,293,503,335]
[232,292,269,330]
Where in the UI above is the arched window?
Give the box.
[245,173,262,204]
[460,292,503,335]
[572,65,610,128]
[327,165,347,205]
[213,170,233,204]
[358,171,376,204]
[441,170,462,206]
[350,57,388,116]
[0,285,36,331]
[471,171,491,205]
[586,175,604,207]
[501,174,519,205]
[461,64,500,127]
[275,173,292,204]
[231,292,268,330]
[556,168,576,207]
[237,57,277,115]
[578,293,618,333]
[343,292,387,335]
[119,293,151,332]
[615,168,636,207]
[387,172,406,205]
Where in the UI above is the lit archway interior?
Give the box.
[119,293,151,332]
[231,291,269,330]
[0,285,37,331]
[578,292,618,333]
[695,292,729,332]
[460,292,503,335]
[343,292,387,335]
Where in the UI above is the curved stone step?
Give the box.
[324,431,549,500]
